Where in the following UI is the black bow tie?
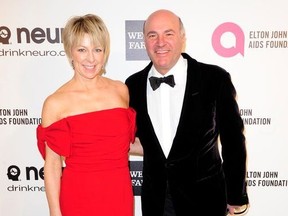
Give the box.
[149,75,176,90]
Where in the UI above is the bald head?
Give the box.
[144,9,185,36]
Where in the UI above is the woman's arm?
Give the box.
[44,144,63,216]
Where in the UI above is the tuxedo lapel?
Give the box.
[168,53,202,159]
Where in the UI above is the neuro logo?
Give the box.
[6,165,45,192]
[212,22,245,57]
[7,165,44,181]
[0,26,63,45]
[0,26,11,44]
[7,165,21,181]
[125,20,149,61]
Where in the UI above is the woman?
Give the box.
[37,14,136,216]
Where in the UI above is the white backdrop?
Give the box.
[1,0,288,215]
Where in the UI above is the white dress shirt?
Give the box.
[147,56,187,157]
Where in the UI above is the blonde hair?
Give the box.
[62,14,110,73]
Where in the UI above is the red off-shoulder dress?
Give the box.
[37,108,136,216]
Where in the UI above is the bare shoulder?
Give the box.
[114,79,129,93]
[40,90,67,127]
[105,77,128,95]
[104,77,129,106]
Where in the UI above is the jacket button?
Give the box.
[165,163,175,168]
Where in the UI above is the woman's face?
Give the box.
[71,34,105,79]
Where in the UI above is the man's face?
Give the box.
[144,11,185,75]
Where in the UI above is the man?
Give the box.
[126,9,249,216]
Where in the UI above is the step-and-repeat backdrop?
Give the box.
[1,0,287,215]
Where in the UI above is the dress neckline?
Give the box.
[39,107,132,129]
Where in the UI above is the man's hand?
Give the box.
[227,204,249,215]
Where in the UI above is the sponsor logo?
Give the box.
[212,22,288,57]
[0,25,65,57]
[129,161,143,196]
[125,20,149,61]
[212,22,245,57]
[0,26,11,44]
[0,26,63,45]
[6,165,45,192]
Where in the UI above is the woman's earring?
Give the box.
[71,60,75,69]
[101,65,106,74]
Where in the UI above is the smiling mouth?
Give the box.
[155,49,169,54]
[84,65,95,69]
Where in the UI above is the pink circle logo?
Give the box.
[212,22,245,57]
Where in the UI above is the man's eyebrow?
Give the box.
[146,29,175,35]
[164,29,175,33]
[146,30,157,35]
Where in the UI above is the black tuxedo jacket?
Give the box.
[126,53,249,216]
